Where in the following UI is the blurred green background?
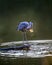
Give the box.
[0,0,52,42]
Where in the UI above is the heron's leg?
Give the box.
[22,31,28,44]
[24,31,27,41]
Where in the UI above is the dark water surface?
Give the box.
[0,56,52,65]
[0,57,42,65]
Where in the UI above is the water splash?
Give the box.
[0,40,52,58]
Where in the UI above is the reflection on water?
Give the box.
[0,40,52,65]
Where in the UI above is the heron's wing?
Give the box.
[17,22,29,30]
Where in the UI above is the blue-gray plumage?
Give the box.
[17,21,33,32]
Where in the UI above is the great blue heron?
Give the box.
[16,21,33,44]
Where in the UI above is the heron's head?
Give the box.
[27,22,33,32]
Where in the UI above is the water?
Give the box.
[0,40,52,65]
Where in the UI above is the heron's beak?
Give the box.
[29,28,33,32]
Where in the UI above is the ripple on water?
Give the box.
[0,40,52,58]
